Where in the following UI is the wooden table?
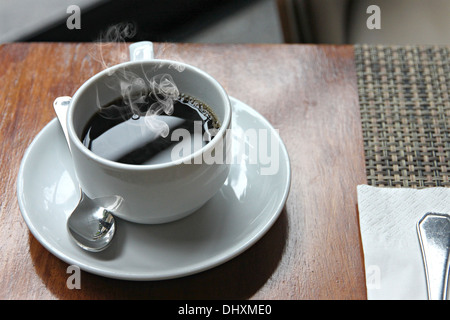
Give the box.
[0,42,367,299]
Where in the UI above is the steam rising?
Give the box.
[92,22,137,71]
[144,74,179,137]
[92,22,183,138]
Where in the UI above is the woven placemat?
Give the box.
[355,44,450,188]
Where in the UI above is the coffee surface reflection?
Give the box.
[82,93,220,165]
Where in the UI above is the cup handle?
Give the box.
[129,41,154,61]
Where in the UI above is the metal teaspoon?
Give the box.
[53,96,116,252]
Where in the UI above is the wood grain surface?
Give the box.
[0,42,367,299]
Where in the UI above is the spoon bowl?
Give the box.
[54,97,116,252]
[67,192,116,252]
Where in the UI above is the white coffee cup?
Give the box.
[59,42,231,224]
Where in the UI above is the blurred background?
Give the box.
[0,0,449,45]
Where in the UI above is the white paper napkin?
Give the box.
[357,184,450,300]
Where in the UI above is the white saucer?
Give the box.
[17,97,290,281]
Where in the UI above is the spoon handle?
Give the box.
[417,213,450,300]
[53,96,72,152]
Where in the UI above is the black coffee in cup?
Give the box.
[81,93,220,165]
